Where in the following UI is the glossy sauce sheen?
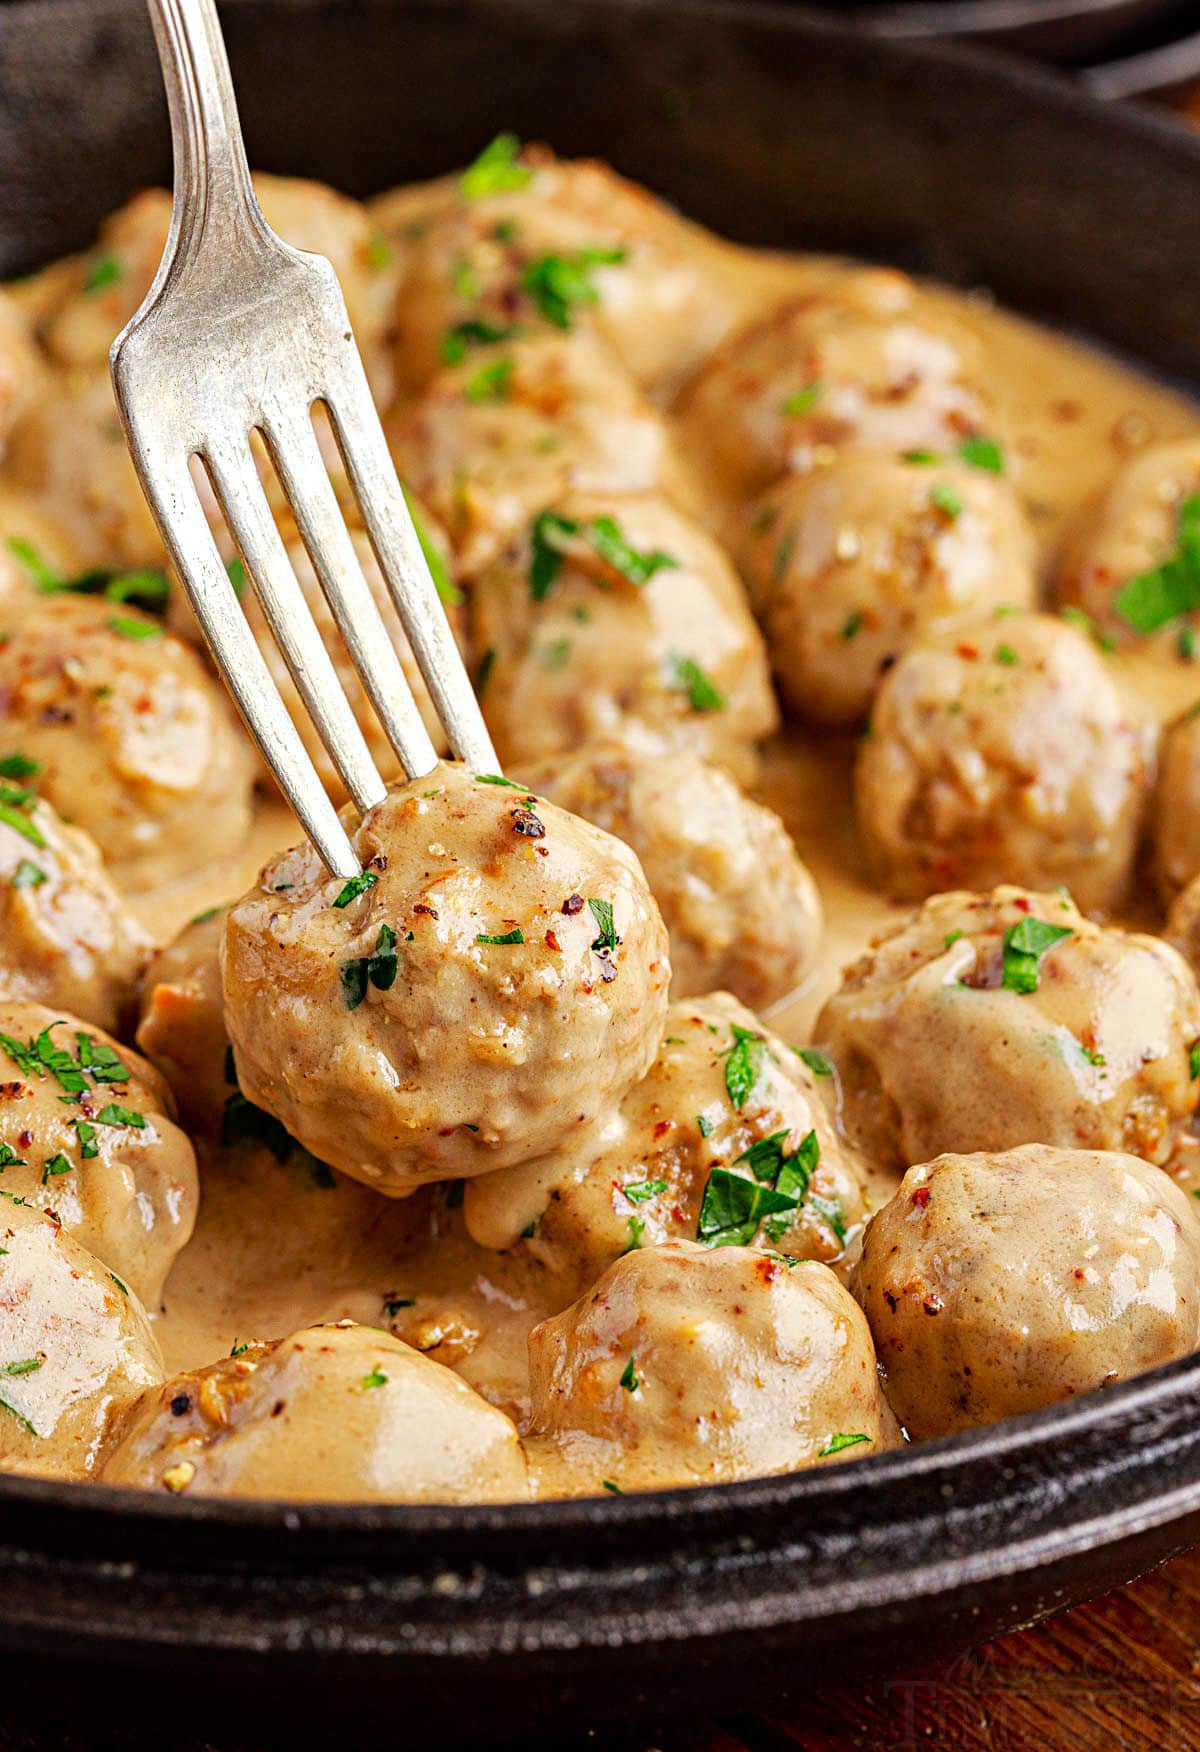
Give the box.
[49,198,1199,1427]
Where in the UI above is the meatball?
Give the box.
[680,268,998,505]
[816,887,1200,1174]
[34,177,397,396]
[222,762,672,1194]
[0,593,255,890]
[135,905,230,1136]
[387,332,700,581]
[525,1240,894,1496]
[0,790,150,1032]
[469,491,778,786]
[854,1145,1200,1440]
[100,1323,528,1503]
[391,143,739,397]
[0,998,198,1305]
[1056,436,1200,649]
[517,741,821,1007]
[739,455,1036,726]
[0,290,44,456]
[465,992,869,1299]
[856,613,1152,911]
[1154,704,1200,903]
[0,1198,162,1480]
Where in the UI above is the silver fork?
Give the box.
[110,0,496,880]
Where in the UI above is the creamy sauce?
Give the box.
[20,210,1200,1422]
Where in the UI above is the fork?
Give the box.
[110,0,497,880]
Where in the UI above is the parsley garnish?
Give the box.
[465,357,514,403]
[622,1179,667,1204]
[697,1167,798,1248]
[190,905,220,925]
[521,246,626,329]
[957,435,1004,473]
[460,133,532,198]
[1190,1041,1200,1081]
[41,1152,72,1184]
[439,317,518,366]
[0,1143,26,1170]
[383,1296,415,1316]
[0,1357,41,1377]
[587,514,677,585]
[697,1113,714,1138]
[781,380,824,417]
[0,1397,36,1437]
[619,1353,639,1393]
[929,483,963,520]
[0,755,40,780]
[474,773,527,788]
[106,614,160,641]
[11,860,45,889]
[602,1479,623,1494]
[95,1103,144,1129]
[83,252,122,293]
[333,871,378,909]
[528,509,675,599]
[364,233,392,270]
[230,1341,249,1358]
[624,1214,645,1252]
[588,898,619,954]
[475,927,525,945]
[1000,917,1073,995]
[339,923,399,1009]
[841,611,863,641]
[724,1024,766,1110]
[72,1119,97,1159]
[819,1432,870,1456]
[993,642,1018,666]
[795,1047,832,1077]
[669,654,725,713]
[1114,496,1200,635]
[361,1366,388,1390]
[402,484,462,607]
[0,1024,128,1098]
[0,789,44,849]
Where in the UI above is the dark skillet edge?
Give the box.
[0,0,1199,1728]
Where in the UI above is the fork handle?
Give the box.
[146,0,261,260]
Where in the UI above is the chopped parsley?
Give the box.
[465,357,514,404]
[1061,604,1117,653]
[669,654,725,713]
[944,929,964,949]
[190,905,220,925]
[10,860,45,890]
[95,1103,144,1129]
[83,252,122,293]
[724,1023,766,1110]
[528,509,675,599]
[72,1119,98,1160]
[0,786,44,849]
[818,1432,870,1457]
[0,1356,42,1377]
[0,1024,129,1098]
[622,1179,667,1204]
[0,755,40,780]
[624,1214,645,1252]
[474,773,527,789]
[1190,1041,1200,1081]
[697,1167,798,1248]
[439,316,518,366]
[587,514,677,586]
[361,1366,388,1390]
[1114,495,1200,634]
[40,1152,72,1184]
[903,448,940,465]
[230,1341,250,1358]
[841,611,863,641]
[781,380,824,417]
[993,642,1018,666]
[795,1047,832,1077]
[957,435,1005,474]
[332,871,379,909]
[106,614,160,641]
[364,233,393,271]
[383,1296,415,1316]
[1000,917,1073,995]
[588,898,619,954]
[602,1479,623,1495]
[401,485,462,607]
[521,246,627,329]
[0,1143,26,1169]
[340,923,399,1009]
[929,483,963,521]
[475,927,525,945]
[459,133,533,199]
[619,1353,640,1393]
[697,1113,715,1138]
[0,1397,36,1437]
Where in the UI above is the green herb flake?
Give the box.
[1190,1041,1200,1081]
[1000,916,1074,995]
[521,246,626,329]
[602,1478,623,1494]
[383,1296,415,1316]
[944,929,964,949]
[0,800,44,849]
[0,1397,36,1436]
[106,614,160,642]
[993,642,1019,666]
[465,357,514,404]
[529,509,579,600]
[587,514,677,587]
[364,233,393,271]
[841,611,863,641]
[724,1023,766,1110]
[40,1152,72,1184]
[475,927,525,945]
[1114,495,1200,634]
[109,1272,129,1297]
[11,860,45,890]
[72,1119,98,1160]
[588,897,619,955]
[83,252,123,294]
[697,1166,798,1248]
[781,379,824,417]
[929,483,964,521]
[226,557,247,595]
[368,923,398,990]
[333,871,379,909]
[361,1366,388,1390]
[0,1142,26,1170]
[459,133,533,199]
[624,1213,645,1252]
[6,537,61,591]
[230,1340,250,1357]
[735,1129,792,1183]
[95,1103,145,1129]
[339,956,369,1011]
[669,654,725,714]
[622,1179,668,1205]
[697,1113,715,1138]
[957,435,1004,474]
[438,316,518,366]
[0,1356,41,1378]
[0,755,40,780]
[402,484,462,607]
[795,1047,832,1077]
[818,1431,870,1457]
[619,1353,639,1393]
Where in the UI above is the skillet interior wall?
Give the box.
[2,0,1200,390]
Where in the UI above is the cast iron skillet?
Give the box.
[3,1,1200,1743]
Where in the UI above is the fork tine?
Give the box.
[321,366,499,775]
[261,410,441,782]
[204,439,389,815]
[132,450,361,878]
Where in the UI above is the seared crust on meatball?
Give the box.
[1155,703,1200,903]
[0,998,198,1305]
[135,906,230,1137]
[0,290,45,456]
[465,993,868,1297]
[740,456,1036,726]
[679,268,998,505]
[1056,436,1200,649]
[816,887,1200,1174]
[469,491,778,786]
[854,1145,1200,1440]
[0,793,150,1032]
[518,741,821,1007]
[0,1198,162,1480]
[525,1239,895,1496]
[222,762,671,1195]
[0,594,255,890]
[100,1322,528,1503]
[856,613,1152,911]
[390,145,739,398]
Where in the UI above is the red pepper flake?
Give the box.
[412,903,439,920]
[544,930,561,952]
[1012,895,1031,913]
[652,1120,672,1140]
[754,1257,782,1286]
[955,642,980,661]
[562,893,584,915]
[911,1186,931,1208]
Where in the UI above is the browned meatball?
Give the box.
[465,993,868,1300]
[0,791,150,1032]
[816,887,1200,1174]
[0,1198,162,1480]
[135,905,230,1137]
[101,1323,528,1503]
[525,1240,896,1496]
[223,763,671,1195]
[739,454,1035,726]
[0,997,198,1305]
[518,741,821,1008]
[856,613,1152,912]
[469,491,778,786]
[1154,703,1200,903]
[854,1145,1200,1440]
[680,268,998,505]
